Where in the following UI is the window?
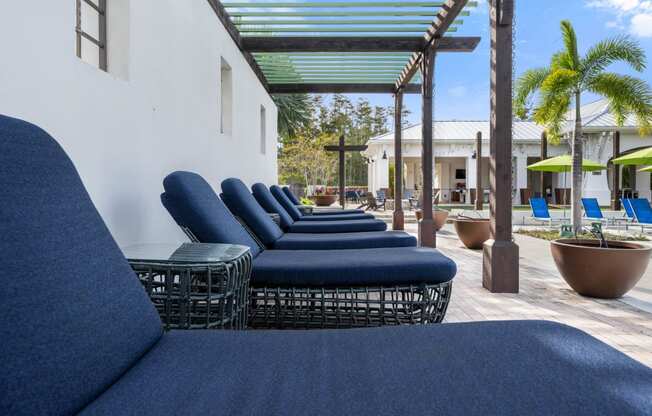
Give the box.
[220,58,233,135]
[76,0,107,71]
[260,105,267,154]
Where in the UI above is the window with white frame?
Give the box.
[220,58,233,135]
[260,105,267,154]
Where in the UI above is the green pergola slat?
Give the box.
[260,64,408,69]
[224,2,444,7]
[235,19,461,26]
[231,11,443,17]
[238,26,441,33]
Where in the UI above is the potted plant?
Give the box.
[415,208,450,231]
[310,186,337,207]
[453,213,490,249]
[550,224,651,298]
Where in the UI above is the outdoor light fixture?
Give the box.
[472,150,477,159]
[382,150,388,160]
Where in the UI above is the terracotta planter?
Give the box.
[453,218,490,249]
[415,209,449,231]
[310,195,337,207]
[550,239,651,299]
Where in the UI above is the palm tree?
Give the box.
[514,20,652,232]
[272,94,312,139]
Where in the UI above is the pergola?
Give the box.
[208,0,518,293]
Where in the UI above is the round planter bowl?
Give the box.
[550,239,651,299]
[310,195,337,207]
[453,218,490,249]
[415,209,450,231]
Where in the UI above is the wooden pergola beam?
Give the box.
[206,0,270,91]
[269,84,422,94]
[395,0,470,89]
[242,36,478,53]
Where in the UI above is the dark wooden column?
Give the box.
[540,131,548,199]
[611,131,621,210]
[418,47,436,248]
[475,131,483,210]
[338,138,346,208]
[483,0,519,293]
[393,90,405,230]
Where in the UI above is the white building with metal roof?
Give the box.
[364,99,652,206]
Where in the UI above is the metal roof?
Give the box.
[564,98,641,132]
[221,1,479,86]
[368,121,546,144]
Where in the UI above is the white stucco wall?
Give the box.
[0,0,278,246]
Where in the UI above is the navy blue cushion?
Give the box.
[82,321,652,415]
[0,115,162,416]
[162,173,262,257]
[298,213,375,221]
[271,185,305,220]
[274,231,416,250]
[252,247,455,286]
[282,186,302,205]
[287,219,387,233]
[221,178,284,246]
[311,208,366,216]
[252,183,295,229]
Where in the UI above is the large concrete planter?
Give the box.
[550,239,651,299]
[311,195,337,207]
[415,209,449,231]
[453,218,490,249]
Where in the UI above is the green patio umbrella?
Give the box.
[612,146,652,165]
[527,155,606,216]
[639,166,652,172]
[526,155,607,172]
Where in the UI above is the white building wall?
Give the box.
[0,0,278,246]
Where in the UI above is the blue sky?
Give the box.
[337,0,652,125]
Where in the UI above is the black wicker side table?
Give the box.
[122,243,252,330]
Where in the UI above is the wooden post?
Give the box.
[393,90,405,230]
[540,131,548,200]
[418,47,436,248]
[611,131,621,210]
[338,136,346,208]
[475,131,483,210]
[483,0,519,293]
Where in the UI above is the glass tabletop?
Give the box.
[121,243,250,264]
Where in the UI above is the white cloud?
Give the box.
[586,0,652,37]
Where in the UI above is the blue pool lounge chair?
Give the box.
[272,185,373,221]
[162,172,451,327]
[529,197,567,226]
[629,198,652,231]
[162,173,415,251]
[581,198,628,226]
[225,180,381,232]
[282,185,365,215]
[622,198,636,220]
[2,115,652,415]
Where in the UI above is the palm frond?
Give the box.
[272,94,311,139]
[581,35,646,82]
[587,72,652,134]
[541,68,578,96]
[534,91,572,143]
[514,67,550,119]
[560,20,580,70]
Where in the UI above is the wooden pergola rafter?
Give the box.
[209,0,518,293]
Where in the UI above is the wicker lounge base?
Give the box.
[249,281,452,329]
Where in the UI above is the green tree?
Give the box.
[514,20,652,232]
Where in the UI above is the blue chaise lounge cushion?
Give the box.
[0,115,163,416]
[162,172,262,257]
[252,182,297,229]
[282,185,302,204]
[252,247,456,286]
[272,185,373,221]
[273,231,416,250]
[282,185,365,215]
[82,321,652,416]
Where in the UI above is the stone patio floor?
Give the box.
[402,222,652,367]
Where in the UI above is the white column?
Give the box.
[516,156,528,204]
[637,169,651,200]
[377,157,390,189]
